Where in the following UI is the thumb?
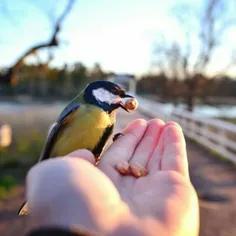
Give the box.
[65,149,96,165]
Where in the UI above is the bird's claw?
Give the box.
[113,133,124,142]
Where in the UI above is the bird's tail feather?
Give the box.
[18,201,29,216]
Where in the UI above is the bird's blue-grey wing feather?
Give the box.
[57,103,80,123]
[38,102,80,162]
[18,102,80,216]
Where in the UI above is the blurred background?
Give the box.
[1,0,236,235]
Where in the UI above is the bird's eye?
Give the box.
[119,90,125,97]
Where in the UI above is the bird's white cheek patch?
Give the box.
[93,88,121,105]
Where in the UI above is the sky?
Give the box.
[0,0,236,76]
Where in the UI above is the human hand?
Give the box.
[98,119,199,236]
[26,119,199,236]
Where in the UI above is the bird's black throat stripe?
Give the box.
[92,124,114,161]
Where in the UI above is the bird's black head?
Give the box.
[83,80,133,113]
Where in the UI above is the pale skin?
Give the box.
[26,119,199,236]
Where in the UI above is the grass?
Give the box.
[218,117,236,124]
[0,131,46,166]
[0,105,59,201]
[0,175,17,200]
[0,130,47,200]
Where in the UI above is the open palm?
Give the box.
[98,119,199,235]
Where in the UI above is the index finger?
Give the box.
[99,119,148,167]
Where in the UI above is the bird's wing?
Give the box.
[38,103,80,162]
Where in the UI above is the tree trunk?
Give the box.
[186,93,195,112]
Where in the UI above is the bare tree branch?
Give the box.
[0,0,76,85]
[152,0,236,111]
[194,0,223,70]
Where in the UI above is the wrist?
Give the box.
[27,195,141,235]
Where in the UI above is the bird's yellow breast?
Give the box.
[51,104,115,157]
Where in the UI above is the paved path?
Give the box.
[1,109,236,236]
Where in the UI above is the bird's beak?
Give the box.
[118,94,134,112]
[118,103,129,112]
[123,94,133,98]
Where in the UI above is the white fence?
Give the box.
[137,96,236,164]
[1,96,236,164]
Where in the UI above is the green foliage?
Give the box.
[0,62,109,98]
[218,117,236,124]
[0,175,16,190]
[137,73,167,95]
[47,68,60,81]
[89,62,105,80]
[0,129,46,199]
[71,62,88,88]
[0,175,16,200]
[1,130,46,167]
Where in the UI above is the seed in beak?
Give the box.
[124,98,138,111]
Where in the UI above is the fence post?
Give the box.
[218,127,228,157]
[0,124,12,147]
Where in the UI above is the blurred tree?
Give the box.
[71,62,88,89]
[153,0,236,111]
[0,0,76,86]
[89,62,106,81]
[137,73,167,99]
[58,63,74,97]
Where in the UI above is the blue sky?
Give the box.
[0,0,236,76]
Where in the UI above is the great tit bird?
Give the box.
[18,80,136,216]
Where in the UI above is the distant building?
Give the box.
[106,74,137,95]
